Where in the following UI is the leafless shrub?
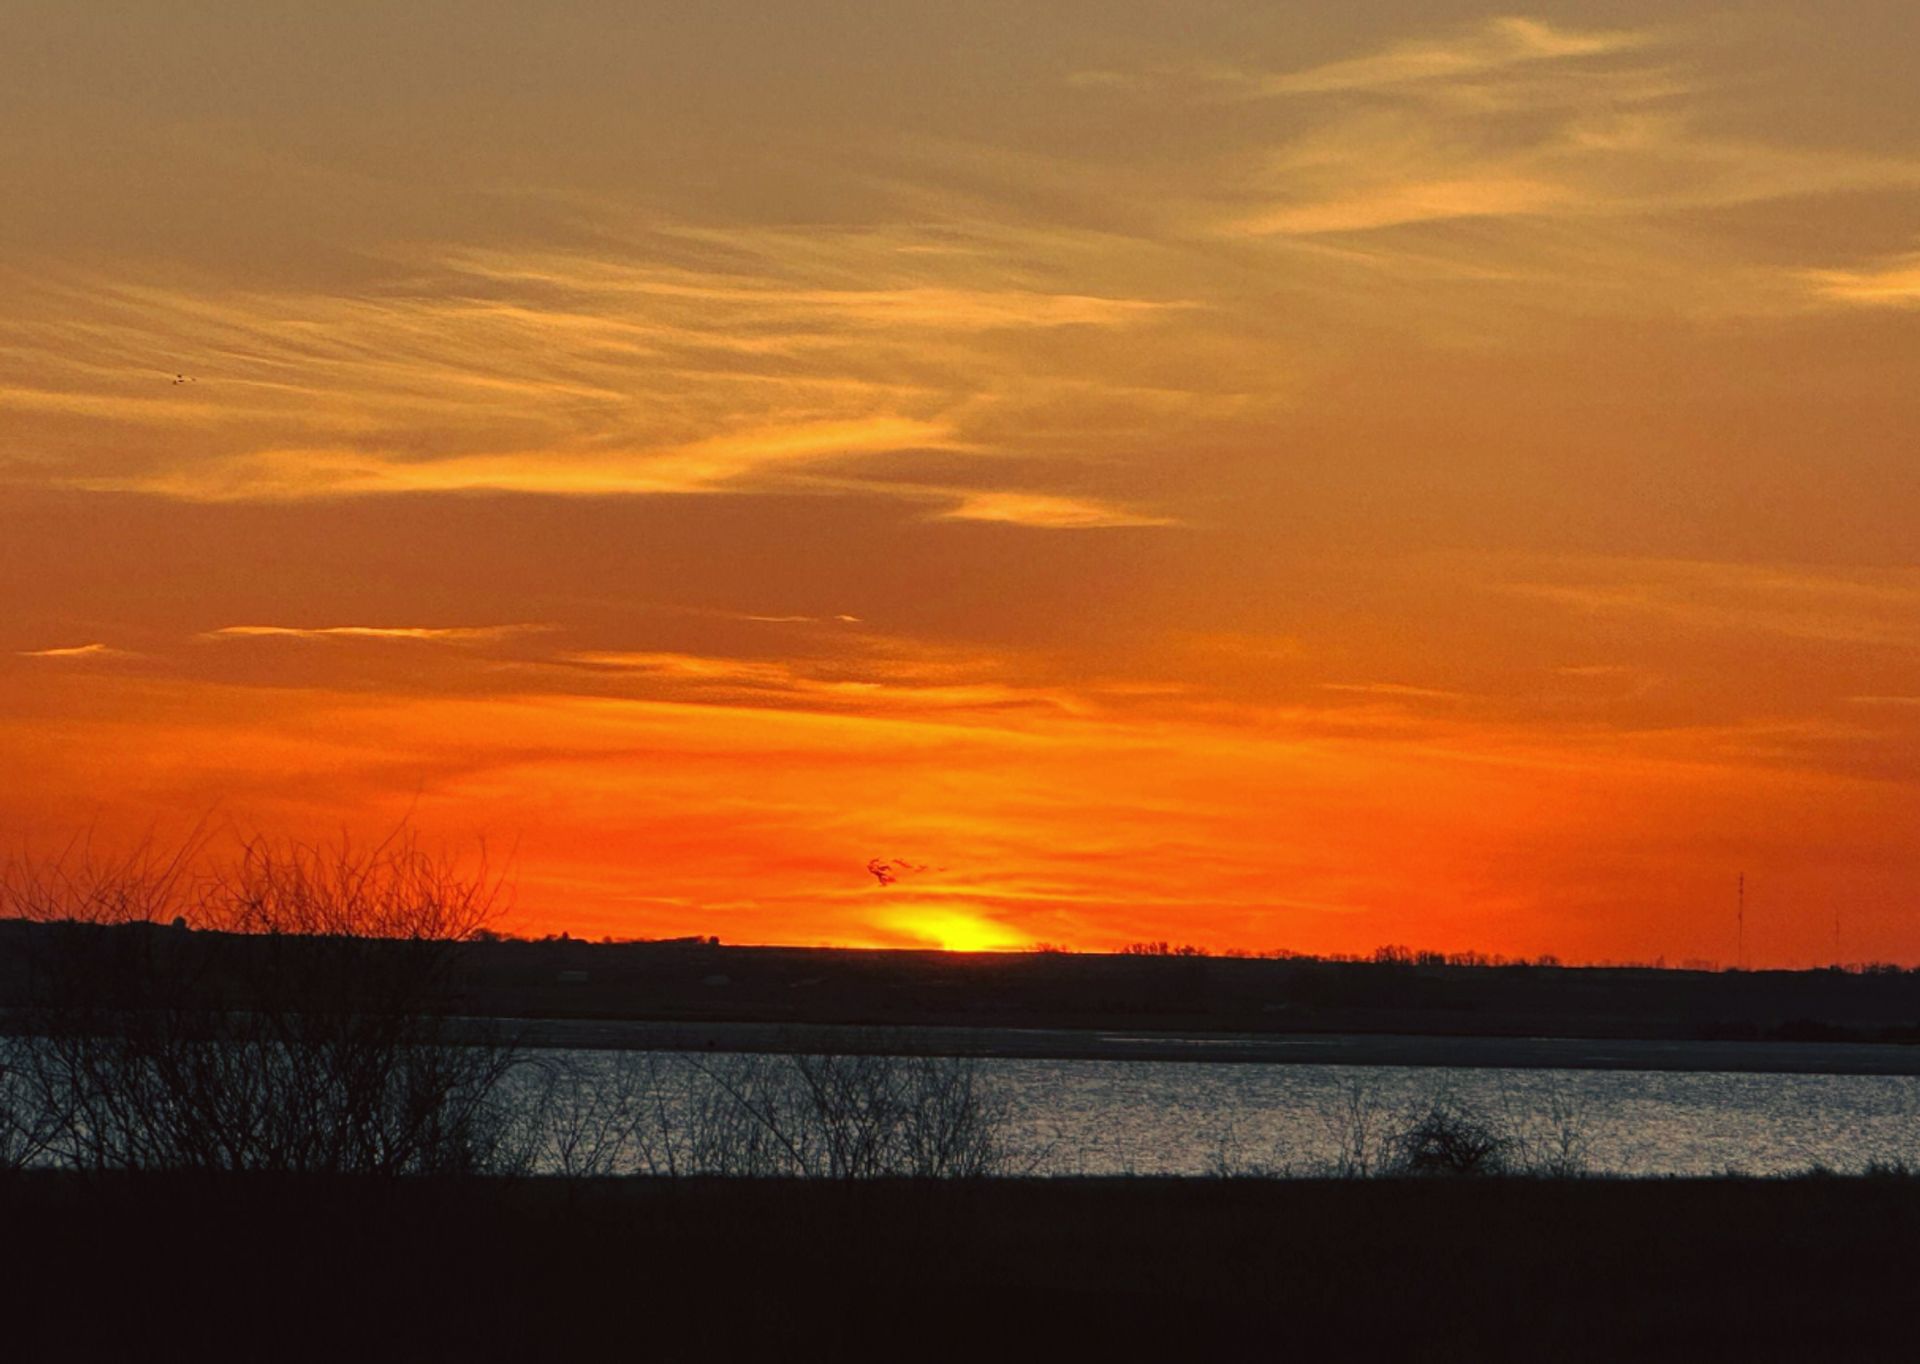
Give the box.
[0,1033,62,1172]
[509,1052,658,1178]
[1,830,204,931]
[1306,1079,1596,1180]
[1205,1112,1292,1178]
[1504,1081,1595,1178]
[686,1049,1019,1178]
[630,1052,783,1176]
[1383,1092,1515,1177]
[510,1048,1027,1179]
[1,832,522,1175]
[1205,1076,1594,1181]
[1319,1077,1391,1178]
[204,832,501,942]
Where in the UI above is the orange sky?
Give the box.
[3,4,1918,963]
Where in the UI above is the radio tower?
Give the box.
[1737,873,1745,970]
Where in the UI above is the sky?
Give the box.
[3,2,1918,962]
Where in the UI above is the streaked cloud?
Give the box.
[3,223,1195,527]
[1069,17,1654,104]
[205,624,549,644]
[17,642,125,660]
[1500,560,1920,650]
[739,613,863,626]
[1244,16,1655,100]
[1320,682,1467,702]
[935,491,1177,529]
[446,249,1191,330]
[548,648,1086,720]
[1804,252,1920,307]
[1228,78,1920,239]
[114,418,957,502]
[1065,13,1920,296]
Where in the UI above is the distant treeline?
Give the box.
[473,927,1915,977]
[9,918,1920,1047]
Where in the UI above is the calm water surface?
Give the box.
[542,1049,1920,1177]
[977,1059,1920,1175]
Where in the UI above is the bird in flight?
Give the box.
[867,857,935,886]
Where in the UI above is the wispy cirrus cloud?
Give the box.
[546,648,1085,720]
[16,642,129,660]
[204,624,550,644]
[444,247,1191,331]
[0,219,1200,529]
[934,490,1177,530]
[1320,682,1467,702]
[1046,17,1920,336]
[1497,559,1920,649]
[738,613,863,626]
[1217,17,1920,239]
[117,417,958,502]
[1067,14,1920,319]
[1803,251,1920,307]
[1068,17,1653,102]
[1238,16,1656,100]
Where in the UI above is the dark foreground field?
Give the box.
[7,1174,1918,1362]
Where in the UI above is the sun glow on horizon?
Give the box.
[877,905,1035,954]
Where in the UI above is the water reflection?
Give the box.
[976,1060,1920,1176]
[505,1051,1920,1178]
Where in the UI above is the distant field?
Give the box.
[8,924,1920,1061]
[435,937,1920,1048]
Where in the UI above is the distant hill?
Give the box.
[444,935,1920,1045]
[5,922,1919,1046]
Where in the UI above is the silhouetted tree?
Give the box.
[3,832,522,1174]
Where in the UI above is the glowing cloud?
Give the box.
[206,625,548,644]
[17,643,123,659]
[936,492,1177,530]
[1805,253,1920,307]
[99,417,958,502]
[1250,16,1654,98]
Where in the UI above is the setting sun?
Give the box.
[880,905,1035,954]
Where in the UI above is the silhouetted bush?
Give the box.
[1384,1096,1514,1177]
[1205,1079,1579,1180]
[1324,1078,1390,1178]
[1,833,523,1174]
[517,1047,1029,1178]
[0,1031,60,1172]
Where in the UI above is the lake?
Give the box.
[527,1048,1920,1177]
[982,1058,1920,1176]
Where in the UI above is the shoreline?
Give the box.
[491,1016,1920,1075]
